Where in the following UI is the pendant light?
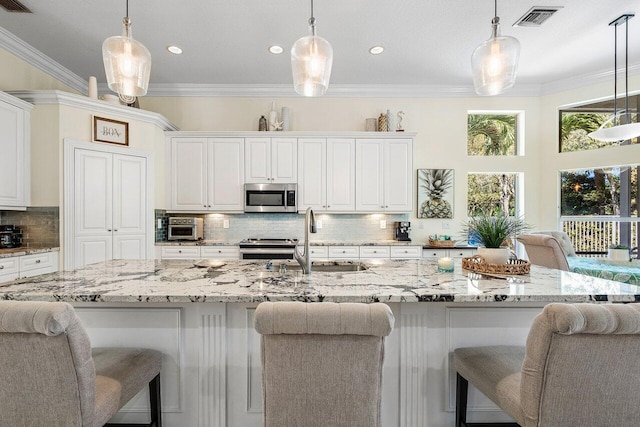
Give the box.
[588,14,640,143]
[471,0,520,96]
[102,0,152,98]
[291,0,333,97]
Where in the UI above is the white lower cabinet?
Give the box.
[423,248,476,259]
[200,246,240,260]
[328,246,360,259]
[0,251,59,283]
[308,246,329,260]
[359,246,391,259]
[390,246,422,259]
[159,246,240,260]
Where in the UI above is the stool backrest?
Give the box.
[254,302,394,427]
[517,234,570,271]
[521,303,640,426]
[0,301,96,426]
[532,231,577,257]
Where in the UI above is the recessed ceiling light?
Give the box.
[369,46,384,55]
[167,45,183,55]
[268,45,284,54]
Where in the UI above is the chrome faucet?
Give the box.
[294,207,317,274]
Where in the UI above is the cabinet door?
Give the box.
[271,138,297,183]
[0,100,26,207]
[355,139,384,212]
[245,138,271,183]
[75,235,113,268]
[171,138,208,210]
[384,139,413,212]
[74,149,113,238]
[298,138,326,211]
[208,138,244,211]
[113,154,147,236]
[113,234,146,259]
[327,138,355,211]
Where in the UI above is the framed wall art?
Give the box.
[93,116,129,146]
[417,169,454,219]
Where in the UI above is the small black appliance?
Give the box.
[0,225,22,249]
[395,221,411,242]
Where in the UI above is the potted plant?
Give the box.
[608,245,630,261]
[462,214,531,264]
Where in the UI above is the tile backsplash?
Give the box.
[0,207,60,247]
[157,212,410,242]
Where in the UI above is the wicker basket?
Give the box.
[428,239,456,248]
[461,255,531,275]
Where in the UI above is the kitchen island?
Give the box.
[2,259,638,427]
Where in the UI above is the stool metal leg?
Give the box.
[149,374,162,427]
[456,372,469,427]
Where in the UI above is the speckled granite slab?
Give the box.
[0,247,60,258]
[0,259,637,304]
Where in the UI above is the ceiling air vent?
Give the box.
[0,0,31,13]
[513,7,561,27]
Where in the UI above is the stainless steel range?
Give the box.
[239,238,299,260]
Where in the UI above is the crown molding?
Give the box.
[7,90,179,131]
[0,91,33,111]
[0,26,87,94]
[540,63,640,96]
[142,83,543,98]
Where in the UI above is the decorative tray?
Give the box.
[461,255,531,275]
[428,239,457,247]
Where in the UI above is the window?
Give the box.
[467,112,520,156]
[467,173,518,217]
[560,165,638,254]
[559,94,639,153]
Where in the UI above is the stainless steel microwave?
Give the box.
[168,217,204,241]
[244,183,297,213]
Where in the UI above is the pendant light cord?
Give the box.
[494,0,497,18]
[625,17,629,122]
[614,20,618,120]
[309,0,316,36]
[126,0,129,18]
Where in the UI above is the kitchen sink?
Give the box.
[285,262,368,272]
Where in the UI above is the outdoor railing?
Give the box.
[561,217,639,257]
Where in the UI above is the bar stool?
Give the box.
[454,303,640,426]
[517,234,570,270]
[0,300,162,427]
[254,301,394,427]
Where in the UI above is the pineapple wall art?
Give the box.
[418,169,454,219]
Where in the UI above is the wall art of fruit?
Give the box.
[418,169,454,219]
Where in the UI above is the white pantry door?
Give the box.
[73,148,147,269]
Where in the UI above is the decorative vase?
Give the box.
[258,115,267,131]
[281,107,290,131]
[268,102,278,131]
[377,113,388,132]
[477,247,510,265]
[88,76,98,99]
[386,109,394,131]
[365,118,377,131]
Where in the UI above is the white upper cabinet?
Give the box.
[0,92,31,209]
[356,138,413,212]
[170,137,244,212]
[245,137,297,183]
[298,138,355,212]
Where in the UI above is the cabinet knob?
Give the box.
[35,259,41,264]
[327,205,331,208]
[342,250,346,253]
[218,250,221,253]
[380,205,384,208]
[385,205,389,208]
[0,265,4,270]
[114,229,118,232]
[107,229,112,232]
[178,250,182,253]
[204,205,207,208]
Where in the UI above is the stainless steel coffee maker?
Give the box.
[395,221,411,241]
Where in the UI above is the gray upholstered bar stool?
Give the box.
[0,301,162,427]
[517,234,570,271]
[254,301,394,427]
[454,303,640,427]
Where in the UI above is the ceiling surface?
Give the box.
[1,1,639,93]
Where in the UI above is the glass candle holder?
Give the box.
[437,256,454,272]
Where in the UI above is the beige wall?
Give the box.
[0,49,78,93]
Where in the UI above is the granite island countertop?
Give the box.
[0,259,638,304]
[155,240,422,246]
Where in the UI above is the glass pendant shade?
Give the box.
[588,115,640,142]
[102,17,151,97]
[291,34,333,97]
[471,18,520,96]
